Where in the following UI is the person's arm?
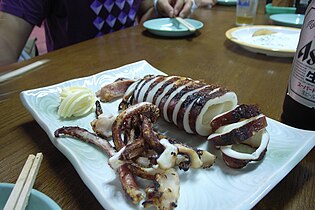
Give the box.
[0,11,33,67]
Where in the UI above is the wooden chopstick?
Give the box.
[175,17,196,32]
[0,59,49,83]
[4,153,43,210]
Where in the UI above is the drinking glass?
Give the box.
[236,0,259,26]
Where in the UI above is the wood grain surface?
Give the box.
[0,2,314,210]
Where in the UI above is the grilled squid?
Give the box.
[109,102,216,171]
[54,126,144,204]
[119,75,238,136]
[55,102,217,209]
[96,78,135,102]
[55,73,271,209]
[208,104,269,169]
[96,76,269,169]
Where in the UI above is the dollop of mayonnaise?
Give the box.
[58,86,97,118]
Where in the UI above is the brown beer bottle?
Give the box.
[281,0,315,130]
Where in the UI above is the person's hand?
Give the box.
[195,0,217,7]
[155,0,194,18]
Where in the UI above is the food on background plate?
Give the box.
[249,31,299,50]
[252,29,277,37]
[58,86,96,118]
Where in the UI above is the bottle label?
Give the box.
[288,2,315,108]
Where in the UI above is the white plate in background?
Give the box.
[226,25,301,57]
[20,60,315,210]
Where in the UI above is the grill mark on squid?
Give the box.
[151,76,181,104]
[158,78,192,117]
[145,77,172,103]
[176,85,220,130]
[189,88,229,133]
[133,79,145,102]
[137,76,160,102]
[172,85,209,127]
[143,76,166,102]
[183,98,198,133]
[134,75,155,102]
[162,85,188,122]
[166,82,206,124]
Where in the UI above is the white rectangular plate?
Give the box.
[20,60,315,210]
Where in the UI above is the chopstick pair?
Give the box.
[4,153,43,210]
[174,17,196,32]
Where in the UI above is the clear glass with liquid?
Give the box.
[236,0,258,26]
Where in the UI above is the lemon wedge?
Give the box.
[58,86,97,118]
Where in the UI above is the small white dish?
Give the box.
[0,183,61,210]
[143,18,203,37]
[20,60,315,210]
[226,25,301,57]
[270,14,305,28]
[217,0,236,5]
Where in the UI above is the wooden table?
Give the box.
[0,2,314,210]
